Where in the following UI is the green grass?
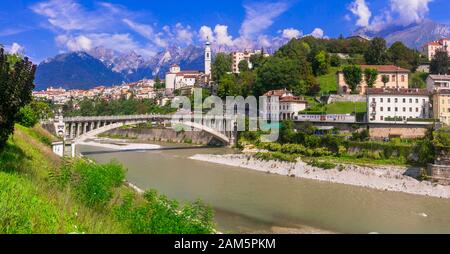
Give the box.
[326,102,367,114]
[317,67,339,94]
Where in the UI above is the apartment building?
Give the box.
[367,88,430,123]
[433,89,450,126]
[427,74,450,92]
[421,38,450,61]
[337,65,410,95]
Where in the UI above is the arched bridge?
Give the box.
[62,114,237,147]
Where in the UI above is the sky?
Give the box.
[1,0,449,63]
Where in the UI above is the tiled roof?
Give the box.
[436,89,450,94]
[359,65,410,73]
[264,88,289,97]
[428,74,450,81]
[366,88,429,96]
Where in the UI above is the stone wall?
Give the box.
[427,164,450,184]
[103,127,225,146]
[369,125,430,139]
[327,94,366,104]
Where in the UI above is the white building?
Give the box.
[165,64,202,90]
[205,40,212,76]
[264,89,307,121]
[422,38,450,61]
[367,88,430,123]
[231,50,269,73]
[427,74,450,92]
[165,40,211,90]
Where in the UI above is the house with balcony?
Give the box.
[427,74,450,92]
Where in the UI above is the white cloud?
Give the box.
[348,0,433,31]
[6,42,25,54]
[310,28,325,38]
[214,25,234,46]
[56,34,92,51]
[123,18,154,40]
[239,1,290,39]
[389,0,432,25]
[199,26,214,42]
[281,28,302,39]
[174,23,194,45]
[349,0,372,27]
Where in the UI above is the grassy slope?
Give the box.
[317,67,339,94]
[0,125,127,234]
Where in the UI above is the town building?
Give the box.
[432,89,450,126]
[263,89,307,121]
[427,74,450,92]
[338,65,410,95]
[421,38,450,61]
[165,40,211,91]
[366,88,430,124]
[232,51,253,73]
[231,50,269,73]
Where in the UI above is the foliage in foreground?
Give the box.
[114,191,215,234]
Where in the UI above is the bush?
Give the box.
[308,159,336,170]
[254,152,298,163]
[16,105,38,128]
[113,191,215,234]
[54,159,125,208]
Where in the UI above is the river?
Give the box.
[79,142,450,234]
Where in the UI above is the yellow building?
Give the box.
[337,65,410,95]
[433,89,450,126]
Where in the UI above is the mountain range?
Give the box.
[355,20,450,49]
[35,20,450,91]
[34,45,206,91]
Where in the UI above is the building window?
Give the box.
[395,98,398,103]
[416,108,419,112]
[403,107,406,112]
[380,116,384,121]
[380,107,383,111]
[395,107,398,112]
[380,98,384,103]
[409,99,413,103]
[401,75,405,82]
[409,107,412,112]
[392,75,396,82]
[403,98,406,103]
[388,98,391,103]
[416,99,419,103]
[388,107,391,112]
[372,98,376,103]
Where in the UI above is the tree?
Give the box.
[364,37,388,65]
[16,105,38,127]
[387,41,420,71]
[238,60,250,72]
[154,75,165,89]
[364,68,378,88]
[430,50,449,75]
[312,50,330,76]
[211,53,232,82]
[256,56,315,96]
[381,75,390,87]
[330,54,341,67]
[0,48,36,150]
[217,74,240,98]
[249,51,266,69]
[342,65,362,94]
[275,39,310,59]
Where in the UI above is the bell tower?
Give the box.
[205,38,211,76]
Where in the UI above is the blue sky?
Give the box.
[1,0,449,63]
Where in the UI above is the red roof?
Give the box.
[264,88,289,97]
[359,65,410,73]
[280,96,307,103]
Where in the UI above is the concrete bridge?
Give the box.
[61,114,237,149]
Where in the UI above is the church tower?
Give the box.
[204,39,211,76]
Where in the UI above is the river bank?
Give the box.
[190,154,450,199]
